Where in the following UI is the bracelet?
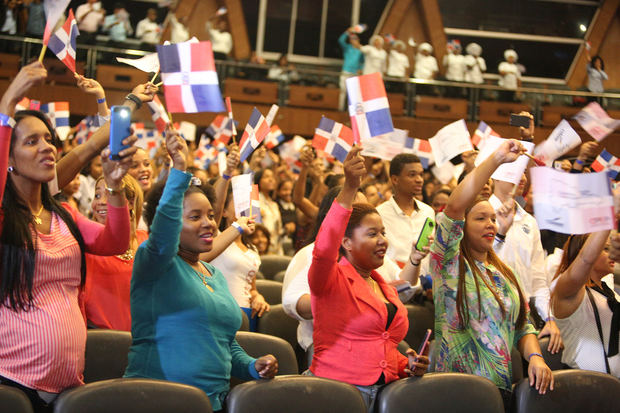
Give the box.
[231,222,244,235]
[97,97,106,104]
[409,255,420,266]
[222,173,231,180]
[575,159,584,166]
[124,93,142,109]
[545,316,555,322]
[528,352,544,362]
[105,182,125,196]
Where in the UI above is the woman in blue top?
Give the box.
[125,126,278,412]
[338,27,365,110]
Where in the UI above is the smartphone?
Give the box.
[109,105,131,161]
[417,328,432,356]
[415,218,435,251]
[509,113,531,128]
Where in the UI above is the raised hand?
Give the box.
[101,132,137,190]
[225,143,240,176]
[494,139,524,165]
[343,146,366,190]
[75,74,105,98]
[131,82,159,103]
[410,234,434,265]
[235,215,256,235]
[518,111,534,142]
[165,125,188,171]
[0,61,47,116]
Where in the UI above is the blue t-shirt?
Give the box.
[339,32,364,74]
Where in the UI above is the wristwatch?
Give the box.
[105,183,125,196]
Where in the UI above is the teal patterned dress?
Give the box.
[429,212,536,390]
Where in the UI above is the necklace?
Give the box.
[116,248,134,261]
[194,263,214,292]
[31,205,44,225]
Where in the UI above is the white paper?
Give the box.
[428,119,473,167]
[217,151,227,176]
[279,135,307,166]
[360,128,408,161]
[231,173,252,218]
[431,162,464,185]
[474,137,535,184]
[533,119,582,166]
[178,121,196,141]
[265,104,279,126]
[116,53,160,73]
[573,102,620,142]
[531,167,614,234]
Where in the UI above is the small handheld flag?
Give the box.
[238,107,270,162]
[265,125,285,150]
[40,101,70,141]
[346,72,394,142]
[312,116,354,163]
[47,9,79,73]
[146,95,170,133]
[225,96,237,142]
[591,149,620,180]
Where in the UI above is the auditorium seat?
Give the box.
[537,336,565,371]
[256,279,283,305]
[376,373,504,413]
[512,370,620,413]
[240,309,250,332]
[259,255,292,280]
[404,303,434,350]
[0,385,33,413]
[397,340,411,356]
[273,269,286,283]
[235,332,298,375]
[257,304,299,351]
[512,347,524,384]
[83,330,132,383]
[226,375,367,413]
[53,378,212,413]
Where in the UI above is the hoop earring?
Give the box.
[7,166,14,173]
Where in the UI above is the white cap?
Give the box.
[466,42,482,57]
[504,49,518,61]
[393,40,406,50]
[370,35,384,47]
[419,42,433,53]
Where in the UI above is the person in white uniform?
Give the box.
[386,40,410,93]
[360,35,387,75]
[443,41,465,82]
[136,8,161,47]
[464,42,486,84]
[498,49,521,101]
[552,232,620,377]
[414,42,438,95]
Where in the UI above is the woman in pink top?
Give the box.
[0,63,133,412]
[308,147,430,411]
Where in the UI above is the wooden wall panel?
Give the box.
[225,0,251,59]
[597,10,620,90]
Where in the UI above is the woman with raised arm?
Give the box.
[125,126,277,412]
[308,146,429,412]
[430,139,553,409]
[551,228,619,377]
[0,62,133,413]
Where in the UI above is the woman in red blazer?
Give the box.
[308,146,430,410]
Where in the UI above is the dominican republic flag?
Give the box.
[404,137,433,169]
[146,95,170,133]
[312,116,354,163]
[346,72,394,142]
[265,125,285,150]
[40,102,70,141]
[74,115,100,145]
[15,97,41,111]
[250,184,262,223]
[194,137,220,168]
[157,40,225,113]
[472,120,501,149]
[43,0,71,45]
[206,115,235,145]
[591,149,620,180]
[48,9,79,73]
[239,107,270,162]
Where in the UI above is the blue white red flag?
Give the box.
[472,120,501,149]
[312,116,354,162]
[591,149,620,180]
[146,95,170,133]
[157,40,225,113]
[265,125,285,150]
[239,107,270,162]
[48,9,79,72]
[404,137,433,169]
[43,0,71,45]
[40,101,70,140]
[74,115,100,145]
[194,139,220,169]
[206,114,235,145]
[250,184,262,223]
[346,72,394,142]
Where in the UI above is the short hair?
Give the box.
[389,153,421,177]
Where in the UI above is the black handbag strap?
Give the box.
[586,286,611,374]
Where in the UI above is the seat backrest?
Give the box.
[256,304,299,350]
[273,269,286,283]
[0,385,33,413]
[227,375,367,413]
[255,279,283,305]
[537,336,564,370]
[83,329,132,383]
[512,346,524,384]
[53,378,212,413]
[235,332,298,375]
[404,303,434,350]
[239,309,250,332]
[258,255,292,280]
[512,369,620,413]
[377,373,504,413]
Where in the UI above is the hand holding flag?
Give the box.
[48,9,79,73]
[41,0,72,61]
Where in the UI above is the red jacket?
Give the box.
[309,201,409,386]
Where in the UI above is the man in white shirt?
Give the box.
[136,8,161,47]
[498,49,521,101]
[75,0,105,43]
[206,16,232,59]
[492,174,563,353]
[377,153,435,267]
[413,43,438,80]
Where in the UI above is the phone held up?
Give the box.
[509,113,531,129]
[415,218,435,251]
[109,105,131,161]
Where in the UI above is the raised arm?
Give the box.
[200,216,254,262]
[56,82,158,189]
[444,139,523,220]
[213,143,240,226]
[293,147,319,219]
[75,74,110,118]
